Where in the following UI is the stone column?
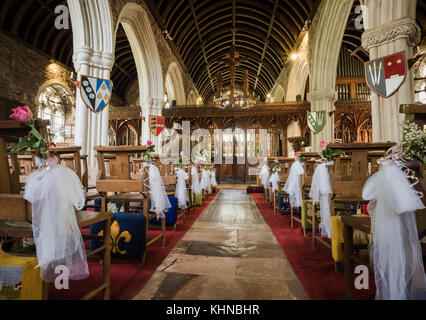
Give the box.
[73,47,114,167]
[141,97,153,145]
[361,1,421,142]
[307,88,337,150]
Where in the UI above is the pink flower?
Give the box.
[274,158,279,164]
[180,151,184,157]
[267,149,271,156]
[195,159,200,164]
[147,140,152,147]
[10,105,32,123]
[295,151,301,157]
[319,140,328,149]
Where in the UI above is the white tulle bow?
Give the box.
[144,163,171,219]
[270,172,280,192]
[309,161,334,238]
[175,167,189,209]
[211,170,218,187]
[200,169,210,191]
[363,160,426,300]
[191,166,202,195]
[284,160,305,208]
[259,165,270,190]
[24,160,88,282]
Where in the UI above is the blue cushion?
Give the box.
[278,192,301,214]
[90,212,146,258]
[149,196,178,225]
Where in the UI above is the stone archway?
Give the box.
[116,2,164,145]
[307,0,354,150]
[286,33,310,102]
[68,0,114,167]
[165,62,186,106]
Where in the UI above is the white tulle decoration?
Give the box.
[259,165,270,190]
[23,160,88,283]
[144,163,171,219]
[363,160,426,300]
[284,160,305,208]
[191,166,201,195]
[175,167,189,209]
[270,172,280,193]
[211,170,218,187]
[309,161,334,238]
[200,168,210,191]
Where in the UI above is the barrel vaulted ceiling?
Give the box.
[146,0,321,102]
[1,0,426,103]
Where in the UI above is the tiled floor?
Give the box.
[134,189,308,300]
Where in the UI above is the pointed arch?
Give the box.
[165,62,186,106]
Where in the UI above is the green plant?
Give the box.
[401,120,426,164]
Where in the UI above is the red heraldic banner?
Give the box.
[365,51,407,98]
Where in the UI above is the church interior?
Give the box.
[0,0,425,302]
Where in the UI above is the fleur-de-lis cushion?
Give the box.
[90,212,146,258]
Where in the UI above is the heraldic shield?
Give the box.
[307,111,326,134]
[365,51,407,98]
[149,115,165,136]
[80,75,112,112]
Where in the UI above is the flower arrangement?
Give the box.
[8,106,49,159]
[193,148,209,168]
[143,140,155,162]
[400,120,426,164]
[294,151,305,162]
[269,158,280,174]
[318,140,342,160]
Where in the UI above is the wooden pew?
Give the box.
[0,120,112,300]
[267,157,294,214]
[94,146,165,263]
[308,143,394,271]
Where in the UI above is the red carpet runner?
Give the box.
[49,192,217,300]
[250,193,376,300]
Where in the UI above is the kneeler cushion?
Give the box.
[278,192,301,215]
[301,200,313,231]
[331,215,369,263]
[0,250,43,300]
[193,193,202,206]
[149,196,178,225]
[90,212,147,258]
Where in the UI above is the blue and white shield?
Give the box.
[80,75,112,112]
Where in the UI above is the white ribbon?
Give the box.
[309,161,334,238]
[175,167,189,209]
[143,163,171,219]
[270,172,280,193]
[191,166,201,195]
[259,165,270,190]
[24,160,88,283]
[284,160,304,208]
[363,161,426,300]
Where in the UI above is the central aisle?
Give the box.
[134,189,308,300]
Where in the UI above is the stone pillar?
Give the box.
[361,1,421,142]
[307,88,337,150]
[141,98,153,145]
[73,47,114,167]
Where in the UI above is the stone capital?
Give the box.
[362,17,421,51]
[307,88,337,103]
[73,46,115,73]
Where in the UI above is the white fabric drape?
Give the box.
[24,161,88,282]
[144,163,171,219]
[191,166,201,195]
[175,167,189,209]
[200,168,210,191]
[284,160,305,208]
[309,161,334,238]
[211,170,218,187]
[259,165,270,190]
[363,161,426,300]
[270,172,280,193]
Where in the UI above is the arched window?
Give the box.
[37,84,73,143]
